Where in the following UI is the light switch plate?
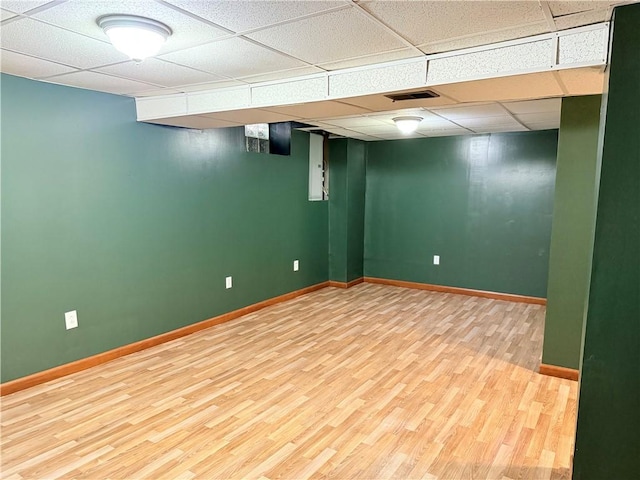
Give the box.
[225,276,232,289]
[293,260,299,271]
[433,255,440,265]
[65,310,78,330]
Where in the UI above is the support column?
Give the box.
[542,95,601,373]
[572,4,640,478]
[328,138,366,285]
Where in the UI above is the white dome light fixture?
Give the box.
[393,116,423,135]
[98,15,172,62]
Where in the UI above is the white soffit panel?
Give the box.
[558,26,609,66]
[251,76,328,106]
[136,23,609,124]
[137,94,187,120]
[145,115,237,130]
[329,59,427,98]
[427,39,554,84]
[187,87,251,115]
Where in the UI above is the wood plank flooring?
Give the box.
[0,284,577,479]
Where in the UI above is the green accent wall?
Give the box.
[542,95,602,370]
[0,74,328,383]
[573,4,640,478]
[364,132,558,297]
[328,138,366,283]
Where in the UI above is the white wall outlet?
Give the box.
[433,255,440,265]
[293,260,299,271]
[65,310,78,330]
[225,276,233,289]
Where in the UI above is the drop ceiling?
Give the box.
[1,0,636,140]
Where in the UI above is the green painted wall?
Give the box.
[328,138,365,283]
[573,4,640,478]
[0,74,328,383]
[542,95,602,370]
[364,132,558,297]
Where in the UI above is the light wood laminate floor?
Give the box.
[1,284,577,479]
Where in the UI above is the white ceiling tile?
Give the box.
[374,131,427,140]
[418,22,550,55]
[162,0,346,33]
[265,101,372,119]
[318,49,419,71]
[247,8,406,65]
[455,116,523,129]
[0,18,128,68]
[237,66,326,84]
[94,58,226,88]
[1,8,17,20]
[367,108,449,124]
[31,0,230,54]
[145,115,240,129]
[134,87,184,97]
[159,37,305,79]
[350,124,405,134]
[202,109,300,125]
[522,121,560,131]
[471,124,529,133]
[177,80,247,92]
[361,0,546,46]
[338,89,457,112]
[304,123,333,128]
[323,126,359,137]
[1,0,54,13]
[0,49,77,78]
[515,112,560,124]
[431,103,508,120]
[434,72,565,102]
[502,98,562,115]
[45,71,158,95]
[320,116,388,128]
[347,133,383,142]
[385,107,428,118]
[548,1,608,16]
[417,118,462,130]
[553,9,609,30]
[556,67,606,95]
[344,124,390,136]
[424,128,474,137]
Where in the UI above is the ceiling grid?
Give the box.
[1,0,636,139]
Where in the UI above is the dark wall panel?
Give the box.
[572,4,640,478]
[364,131,558,297]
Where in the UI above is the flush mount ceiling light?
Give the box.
[98,14,172,62]
[392,116,423,135]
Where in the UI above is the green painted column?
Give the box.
[328,138,366,283]
[542,96,602,371]
[572,4,640,479]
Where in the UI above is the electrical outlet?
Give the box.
[293,260,299,271]
[433,255,440,265]
[65,310,78,330]
[225,276,232,289]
